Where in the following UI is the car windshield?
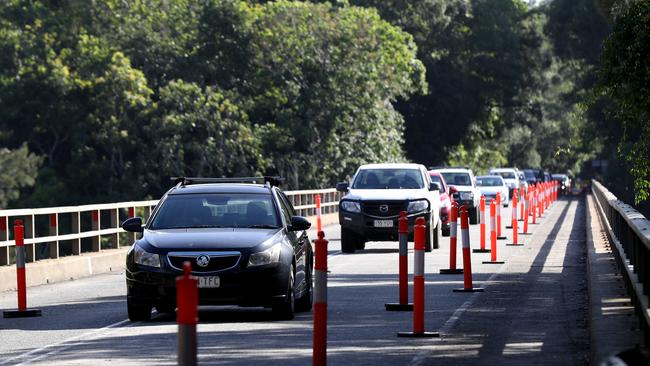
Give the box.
[150,193,280,229]
[352,168,424,189]
[477,177,503,186]
[440,172,472,186]
[524,170,536,179]
[494,171,515,179]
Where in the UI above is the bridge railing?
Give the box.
[592,180,650,343]
[0,188,341,267]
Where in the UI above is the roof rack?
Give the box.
[171,176,285,187]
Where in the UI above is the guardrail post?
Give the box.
[24,215,35,262]
[110,208,119,248]
[71,212,81,255]
[48,213,59,259]
[3,219,41,318]
[127,207,136,244]
[91,210,101,252]
[0,217,8,266]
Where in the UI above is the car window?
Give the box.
[440,172,472,186]
[352,169,424,189]
[429,174,445,190]
[493,171,516,179]
[477,177,504,186]
[275,190,293,225]
[278,191,296,216]
[149,193,280,229]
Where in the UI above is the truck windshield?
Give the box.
[352,169,424,189]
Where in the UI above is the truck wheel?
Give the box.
[433,222,440,249]
[341,228,357,254]
[442,225,450,237]
[355,240,366,250]
[469,207,478,225]
[424,219,435,252]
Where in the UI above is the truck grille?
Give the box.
[362,201,405,218]
[167,251,241,273]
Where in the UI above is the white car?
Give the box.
[476,175,510,207]
[337,163,441,253]
[489,168,520,200]
[431,167,481,224]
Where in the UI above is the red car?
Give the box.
[429,171,452,236]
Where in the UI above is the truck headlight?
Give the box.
[407,200,429,213]
[460,192,473,200]
[340,200,361,213]
[248,244,281,267]
[133,245,161,268]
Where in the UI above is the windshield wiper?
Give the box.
[247,225,280,229]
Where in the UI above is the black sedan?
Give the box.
[122,178,313,321]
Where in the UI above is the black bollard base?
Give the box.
[506,243,523,246]
[397,331,440,338]
[482,260,505,264]
[497,236,507,240]
[3,308,42,318]
[472,248,490,253]
[453,287,484,292]
[385,303,414,311]
[439,268,463,274]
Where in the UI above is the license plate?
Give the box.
[198,276,220,288]
[374,220,394,228]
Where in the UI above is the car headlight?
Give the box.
[248,244,282,267]
[340,200,361,213]
[407,200,429,213]
[460,192,473,200]
[133,245,161,268]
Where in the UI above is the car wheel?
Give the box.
[273,269,295,320]
[155,303,176,315]
[341,228,357,254]
[442,225,450,237]
[127,298,152,322]
[295,261,313,312]
[433,222,440,249]
[469,207,478,225]
[355,240,366,250]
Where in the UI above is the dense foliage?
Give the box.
[0,0,638,208]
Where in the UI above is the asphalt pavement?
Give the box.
[0,197,605,365]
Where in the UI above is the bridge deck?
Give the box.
[0,196,643,365]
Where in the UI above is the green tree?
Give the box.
[0,145,42,208]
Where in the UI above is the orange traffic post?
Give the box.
[398,218,439,337]
[496,192,506,240]
[453,208,484,292]
[473,198,490,253]
[3,220,42,318]
[313,231,328,366]
[177,262,198,366]
[519,188,525,221]
[484,202,505,264]
[315,194,322,233]
[387,212,415,310]
[441,203,464,274]
[531,186,538,224]
[522,191,530,235]
[506,192,520,247]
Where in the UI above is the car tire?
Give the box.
[155,303,176,315]
[469,207,478,225]
[424,218,435,252]
[295,262,313,312]
[273,269,295,320]
[341,228,357,254]
[355,240,366,250]
[127,298,152,322]
[442,225,450,237]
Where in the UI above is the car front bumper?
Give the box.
[339,210,431,241]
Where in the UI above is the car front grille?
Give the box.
[167,251,241,273]
[362,201,405,218]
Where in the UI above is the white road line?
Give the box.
[2,318,134,366]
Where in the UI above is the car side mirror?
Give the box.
[336,182,349,192]
[430,182,441,191]
[289,216,311,232]
[122,217,144,233]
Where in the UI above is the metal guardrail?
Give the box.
[0,188,341,266]
[592,180,650,345]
